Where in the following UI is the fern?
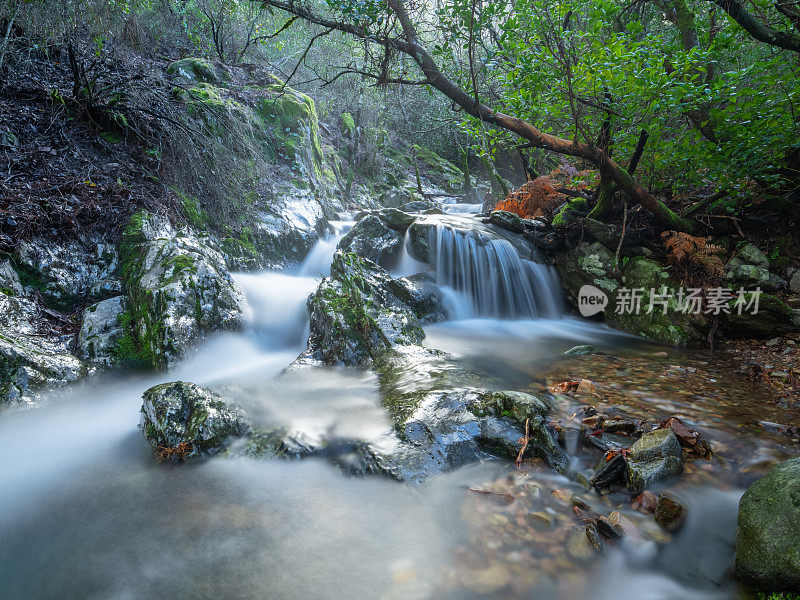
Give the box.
[661,231,725,283]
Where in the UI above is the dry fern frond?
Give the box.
[661,231,725,282]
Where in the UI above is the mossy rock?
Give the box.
[605,256,707,346]
[166,57,225,84]
[723,293,799,338]
[552,198,589,227]
[736,457,800,592]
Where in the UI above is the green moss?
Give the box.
[341,112,355,136]
[174,189,207,230]
[166,57,221,84]
[552,198,589,227]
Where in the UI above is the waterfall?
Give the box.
[428,221,562,319]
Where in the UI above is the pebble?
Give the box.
[766,337,782,347]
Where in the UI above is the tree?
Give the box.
[256,0,696,230]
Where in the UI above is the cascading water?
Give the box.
[425,218,562,319]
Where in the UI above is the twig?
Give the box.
[516,418,530,468]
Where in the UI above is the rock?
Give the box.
[225,191,328,270]
[0,293,84,407]
[0,260,23,296]
[14,239,119,309]
[388,273,448,324]
[626,428,684,492]
[591,453,628,488]
[723,293,799,338]
[790,271,800,294]
[727,243,769,271]
[725,264,772,290]
[400,200,438,213]
[566,525,600,561]
[553,242,619,306]
[121,211,246,369]
[374,208,417,232]
[489,210,524,233]
[605,256,707,346]
[140,381,251,460]
[654,494,686,532]
[736,457,800,591]
[78,296,129,366]
[336,215,403,269]
[303,251,424,366]
[563,344,598,356]
[166,57,225,84]
[659,416,713,458]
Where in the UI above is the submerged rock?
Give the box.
[336,214,403,269]
[736,457,800,592]
[140,381,251,460]
[626,428,683,493]
[121,212,246,369]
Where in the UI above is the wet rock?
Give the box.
[121,212,246,369]
[563,344,598,356]
[303,251,424,366]
[78,296,128,366]
[528,511,553,529]
[0,293,85,407]
[585,522,604,551]
[626,428,683,493]
[654,494,686,532]
[14,239,119,309]
[478,414,566,472]
[632,490,658,513]
[489,210,525,233]
[790,271,800,294]
[660,416,713,458]
[225,192,328,270]
[336,215,403,269]
[400,200,437,213]
[725,264,772,290]
[566,525,601,561]
[590,452,628,489]
[0,260,23,295]
[736,457,800,591]
[388,273,448,324]
[374,208,417,232]
[140,381,251,460]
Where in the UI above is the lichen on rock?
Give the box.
[120,211,246,369]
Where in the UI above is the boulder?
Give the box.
[736,457,800,592]
[388,273,448,324]
[0,293,84,407]
[723,293,799,338]
[140,381,251,460]
[626,427,684,492]
[606,256,707,346]
[725,264,772,290]
[336,215,403,269]
[13,239,119,310]
[303,251,424,366]
[563,345,598,356]
[121,211,246,369]
[78,296,129,366]
[553,241,619,306]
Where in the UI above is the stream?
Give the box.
[1,213,798,600]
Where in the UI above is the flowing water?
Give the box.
[1,214,797,600]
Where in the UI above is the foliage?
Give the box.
[661,230,725,283]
